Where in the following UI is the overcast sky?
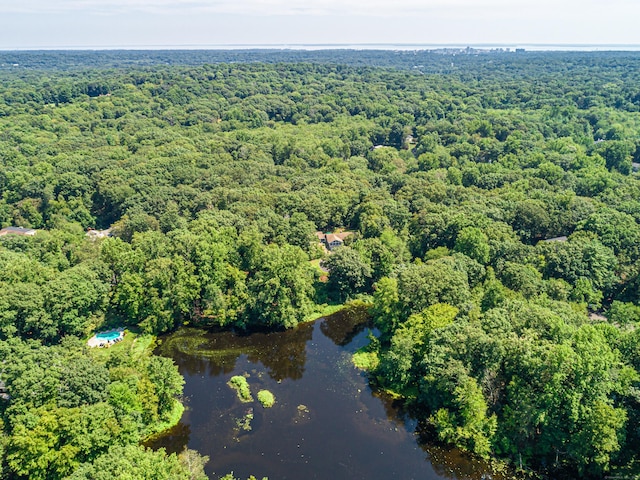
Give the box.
[0,0,639,49]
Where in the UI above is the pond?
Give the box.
[147,307,504,480]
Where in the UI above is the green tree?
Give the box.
[66,445,207,480]
[396,258,471,316]
[58,357,110,408]
[454,227,490,265]
[372,277,401,338]
[595,140,633,174]
[430,374,497,458]
[246,244,315,329]
[325,247,372,301]
[146,356,184,418]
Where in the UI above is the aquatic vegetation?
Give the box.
[227,375,253,403]
[257,390,275,408]
[291,404,311,426]
[220,473,268,480]
[157,329,261,362]
[235,408,254,432]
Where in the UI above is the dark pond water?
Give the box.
[148,307,504,480]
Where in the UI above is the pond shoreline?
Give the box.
[148,306,507,480]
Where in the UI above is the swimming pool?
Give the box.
[96,331,122,341]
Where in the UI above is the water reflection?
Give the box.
[425,443,500,480]
[246,323,313,381]
[319,305,371,347]
[147,421,192,455]
[150,307,507,480]
[157,322,313,381]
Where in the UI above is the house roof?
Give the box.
[334,232,353,240]
[316,231,353,245]
[86,228,112,239]
[543,236,568,243]
[325,234,343,244]
[0,226,37,236]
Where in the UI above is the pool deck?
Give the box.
[87,327,125,348]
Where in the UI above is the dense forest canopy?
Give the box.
[1,50,640,479]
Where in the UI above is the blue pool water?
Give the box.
[96,331,121,341]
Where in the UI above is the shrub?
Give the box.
[257,390,275,408]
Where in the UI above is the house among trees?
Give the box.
[543,236,568,243]
[0,226,37,237]
[404,134,416,149]
[316,231,353,250]
[86,228,113,240]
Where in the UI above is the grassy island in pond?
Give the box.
[257,390,276,408]
[228,375,254,403]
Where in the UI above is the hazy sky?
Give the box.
[1,0,639,49]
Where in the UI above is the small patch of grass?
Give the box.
[352,350,379,371]
[143,400,185,440]
[303,303,344,323]
[130,334,156,360]
[376,387,404,400]
[228,375,253,403]
[309,258,324,272]
[257,390,275,408]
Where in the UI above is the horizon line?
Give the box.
[2,42,640,52]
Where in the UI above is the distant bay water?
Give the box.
[3,43,640,51]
